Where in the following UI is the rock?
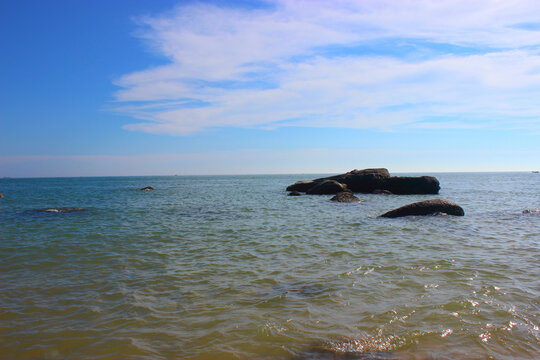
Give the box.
[306,180,347,195]
[315,168,390,193]
[140,186,154,191]
[372,189,392,194]
[288,191,302,196]
[382,176,440,195]
[330,192,361,202]
[522,209,540,214]
[379,199,464,218]
[286,180,316,192]
[286,168,440,195]
[0,193,3,198]
[34,207,85,214]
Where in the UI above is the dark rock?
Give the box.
[372,189,392,194]
[522,209,540,214]
[286,180,316,192]
[379,199,464,218]
[288,191,302,196]
[140,186,154,191]
[382,176,440,195]
[306,180,347,195]
[286,168,440,195]
[34,207,85,214]
[331,192,361,203]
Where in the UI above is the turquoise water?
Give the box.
[0,173,538,359]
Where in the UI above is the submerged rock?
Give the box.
[140,186,154,191]
[379,199,464,218]
[295,335,396,360]
[286,168,440,195]
[331,192,361,203]
[286,180,316,192]
[34,207,85,214]
[306,180,347,195]
[288,191,302,196]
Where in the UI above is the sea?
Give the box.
[0,172,538,360]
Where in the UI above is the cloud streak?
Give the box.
[112,0,540,135]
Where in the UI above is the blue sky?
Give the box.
[1,0,539,177]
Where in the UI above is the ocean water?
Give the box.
[0,172,538,360]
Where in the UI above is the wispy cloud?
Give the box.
[112,0,540,135]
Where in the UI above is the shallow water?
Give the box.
[0,173,538,359]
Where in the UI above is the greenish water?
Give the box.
[0,173,538,359]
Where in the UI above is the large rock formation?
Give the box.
[330,192,362,203]
[287,168,440,195]
[379,199,464,218]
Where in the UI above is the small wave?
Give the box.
[32,207,86,214]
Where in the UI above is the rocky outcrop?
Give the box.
[286,168,440,195]
[140,186,154,191]
[306,180,347,195]
[330,192,361,203]
[286,181,316,192]
[379,199,464,218]
[288,191,302,196]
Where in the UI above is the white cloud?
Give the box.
[112,0,540,135]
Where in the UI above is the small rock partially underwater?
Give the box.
[288,191,302,196]
[522,209,540,214]
[0,193,4,198]
[330,192,362,203]
[379,199,464,218]
[140,186,154,191]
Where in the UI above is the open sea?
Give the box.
[0,172,538,360]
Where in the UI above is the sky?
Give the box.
[1,0,539,177]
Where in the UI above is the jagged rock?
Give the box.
[140,186,154,191]
[330,192,361,202]
[306,180,347,195]
[288,191,302,196]
[379,199,464,218]
[286,181,316,192]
